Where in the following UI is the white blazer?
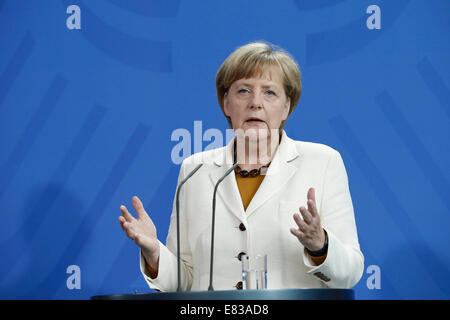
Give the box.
[140,131,364,291]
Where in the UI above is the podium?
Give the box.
[92,288,354,300]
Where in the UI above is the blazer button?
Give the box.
[237,252,246,261]
[235,281,243,290]
[239,223,246,231]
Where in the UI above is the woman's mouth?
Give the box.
[245,117,265,124]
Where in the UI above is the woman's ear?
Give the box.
[223,91,230,117]
[282,97,290,121]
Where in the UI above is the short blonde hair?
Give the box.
[216,41,302,128]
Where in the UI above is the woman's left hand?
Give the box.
[290,187,326,252]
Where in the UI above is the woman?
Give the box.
[118,42,364,291]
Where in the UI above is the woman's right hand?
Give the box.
[118,196,160,272]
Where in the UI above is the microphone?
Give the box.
[175,163,203,292]
[208,161,239,291]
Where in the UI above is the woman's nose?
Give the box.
[249,92,263,109]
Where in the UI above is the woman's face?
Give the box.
[223,67,290,141]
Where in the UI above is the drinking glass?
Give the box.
[241,254,267,290]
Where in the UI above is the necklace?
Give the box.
[232,139,274,177]
[235,163,270,177]
[233,132,281,178]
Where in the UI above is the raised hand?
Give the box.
[118,196,160,270]
[290,187,326,252]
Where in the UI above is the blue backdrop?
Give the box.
[0,0,449,300]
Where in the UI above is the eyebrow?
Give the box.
[237,82,279,89]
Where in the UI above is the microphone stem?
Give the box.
[208,162,239,291]
[176,163,203,292]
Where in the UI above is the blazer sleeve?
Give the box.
[139,161,194,292]
[302,149,365,288]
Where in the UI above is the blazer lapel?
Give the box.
[245,131,300,218]
[208,140,245,222]
[207,131,300,221]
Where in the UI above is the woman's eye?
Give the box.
[238,88,249,93]
[266,90,276,96]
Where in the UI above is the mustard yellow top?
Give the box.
[234,172,326,266]
[235,173,266,211]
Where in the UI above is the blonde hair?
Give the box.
[216,41,302,128]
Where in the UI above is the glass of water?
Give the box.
[241,254,267,290]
